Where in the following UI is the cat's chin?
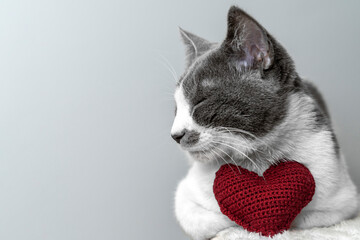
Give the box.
[186,148,216,163]
[188,150,205,157]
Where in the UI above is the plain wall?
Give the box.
[0,0,359,239]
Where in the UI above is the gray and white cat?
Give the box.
[171,6,358,240]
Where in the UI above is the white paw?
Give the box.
[211,227,247,240]
[211,227,264,240]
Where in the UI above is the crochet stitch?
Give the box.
[213,161,316,236]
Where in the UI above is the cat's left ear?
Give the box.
[179,27,213,68]
[223,6,273,71]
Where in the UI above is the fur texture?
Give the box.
[213,212,360,240]
[172,6,359,240]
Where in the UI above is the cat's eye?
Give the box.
[194,97,207,107]
[191,97,207,115]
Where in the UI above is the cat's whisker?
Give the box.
[201,148,218,166]
[214,126,261,141]
[208,147,238,176]
[212,140,262,174]
[159,62,177,82]
[210,143,237,164]
[209,143,242,175]
[214,126,255,138]
[203,146,222,168]
[215,126,316,161]
[214,126,274,152]
[156,54,178,82]
[216,135,261,153]
[158,54,178,77]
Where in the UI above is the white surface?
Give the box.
[213,212,360,240]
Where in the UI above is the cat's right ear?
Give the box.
[223,6,274,71]
[179,27,213,68]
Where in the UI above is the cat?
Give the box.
[171,6,359,240]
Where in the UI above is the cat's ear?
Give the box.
[179,27,213,68]
[223,6,273,71]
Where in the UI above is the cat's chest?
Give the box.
[187,163,223,212]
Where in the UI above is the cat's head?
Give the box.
[171,6,300,164]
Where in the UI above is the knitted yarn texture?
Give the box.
[213,161,315,236]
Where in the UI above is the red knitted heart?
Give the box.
[213,161,315,237]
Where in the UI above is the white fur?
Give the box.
[213,212,360,240]
[171,86,194,136]
[173,87,359,240]
[171,86,217,156]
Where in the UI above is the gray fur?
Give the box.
[303,81,340,157]
[176,5,336,156]
[181,130,200,147]
[177,7,306,138]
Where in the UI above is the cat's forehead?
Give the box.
[179,46,282,94]
[178,49,228,90]
[177,52,271,99]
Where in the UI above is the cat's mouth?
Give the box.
[186,143,236,163]
[185,143,218,156]
[184,147,210,154]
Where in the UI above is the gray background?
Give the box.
[0,0,359,239]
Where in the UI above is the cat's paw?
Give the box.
[211,227,251,240]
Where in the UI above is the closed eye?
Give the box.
[191,97,207,115]
[194,97,207,106]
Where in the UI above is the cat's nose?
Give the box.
[171,130,186,144]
